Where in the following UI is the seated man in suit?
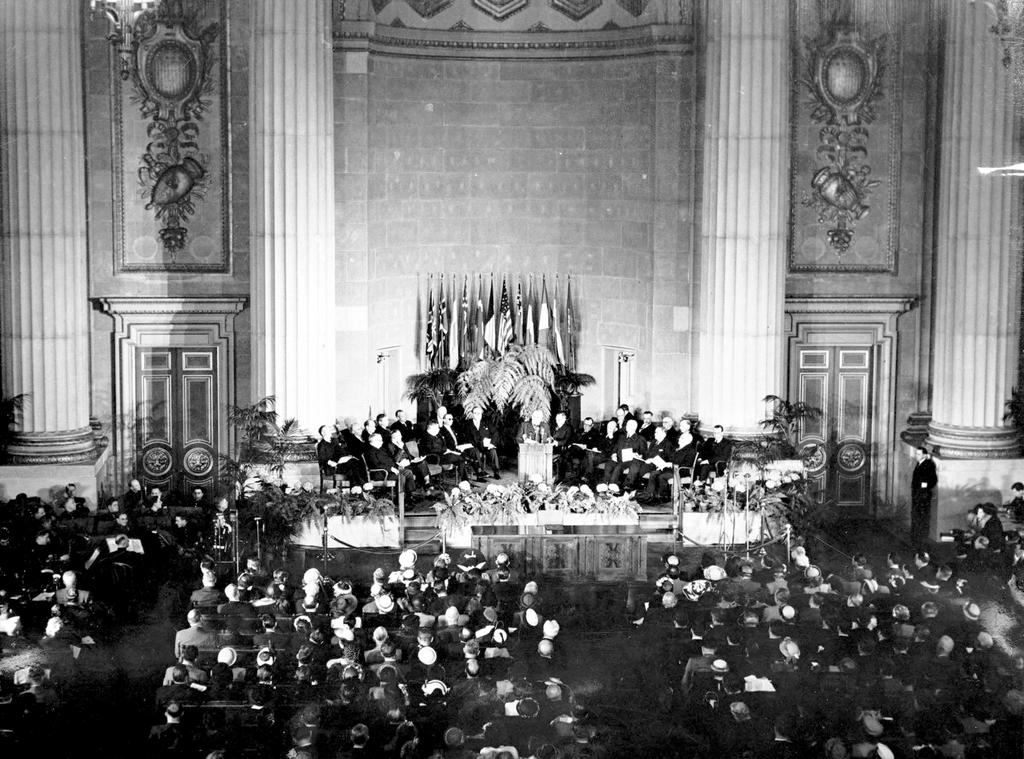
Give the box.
[637,426,674,503]
[317,424,341,491]
[672,428,702,486]
[420,420,472,483]
[698,424,733,483]
[463,406,501,480]
[328,424,367,487]
[441,412,483,481]
[567,416,604,485]
[637,411,658,442]
[550,411,575,483]
[604,418,648,493]
[389,408,418,444]
[387,429,432,492]
[518,409,552,445]
[364,433,416,496]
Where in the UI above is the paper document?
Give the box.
[621,447,635,463]
[456,443,474,451]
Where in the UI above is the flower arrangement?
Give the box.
[244,478,397,558]
[679,468,808,522]
[433,478,641,532]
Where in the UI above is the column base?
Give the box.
[929,454,1024,541]
[0,442,111,509]
[5,427,97,464]
[925,422,1022,459]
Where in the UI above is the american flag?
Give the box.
[498,278,514,355]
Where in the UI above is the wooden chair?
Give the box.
[363,455,398,496]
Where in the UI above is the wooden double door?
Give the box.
[136,347,219,494]
[793,345,874,510]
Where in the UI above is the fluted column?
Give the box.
[0,1,94,463]
[697,0,789,436]
[250,0,337,430]
[926,0,1022,458]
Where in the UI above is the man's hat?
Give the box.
[399,549,417,569]
[517,697,540,718]
[543,619,560,638]
[711,659,729,674]
[217,647,237,666]
[423,679,448,696]
[861,713,883,737]
[375,593,395,614]
[703,565,727,581]
[538,638,554,658]
[256,647,275,666]
[165,701,182,717]
[963,602,981,621]
[525,608,542,627]
[418,646,437,666]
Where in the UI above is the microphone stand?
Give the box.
[232,509,241,576]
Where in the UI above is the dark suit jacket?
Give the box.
[518,421,551,444]
[463,419,497,449]
[612,433,648,462]
[551,422,575,450]
[912,458,937,490]
[364,445,398,474]
[419,431,447,458]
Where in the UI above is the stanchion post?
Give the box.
[232,509,241,576]
[786,523,792,562]
[397,476,406,547]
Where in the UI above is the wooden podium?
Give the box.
[518,442,554,483]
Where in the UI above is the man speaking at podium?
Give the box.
[519,409,552,444]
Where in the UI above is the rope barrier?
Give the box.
[327,530,444,555]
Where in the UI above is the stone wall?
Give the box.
[336,47,697,420]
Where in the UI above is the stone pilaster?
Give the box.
[697,0,789,436]
[0,1,94,463]
[926,0,1022,458]
[249,0,337,430]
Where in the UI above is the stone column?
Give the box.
[697,0,789,436]
[0,1,94,463]
[249,0,337,430]
[926,0,1022,459]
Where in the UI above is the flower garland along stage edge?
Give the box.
[242,477,398,555]
[433,477,642,532]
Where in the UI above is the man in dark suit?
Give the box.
[637,411,657,442]
[550,411,575,483]
[420,420,471,482]
[698,425,733,482]
[389,408,418,443]
[441,412,483,481]
[387,429,431,492]
[518,409,552,444]
[911,446,937,544]
[637,426,674,503]
[604,418,648,492]
[364,433,416,495]
[463,406,501,479]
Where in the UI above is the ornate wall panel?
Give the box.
[333,0,690,33]
[789,0,902,272]
[110,0,230,272]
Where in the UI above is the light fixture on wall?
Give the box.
[90,0,156,80]
[376,352,390,364]
[616,351,635,364]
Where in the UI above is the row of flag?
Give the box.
[420,273,578,371]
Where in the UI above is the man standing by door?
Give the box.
[911,446,937,544]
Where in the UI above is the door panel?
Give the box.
[794,345,873,511]
[137,347,218,494]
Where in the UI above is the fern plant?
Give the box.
[219,396,302,491]
[456,344,557,421]
[759,394,823,459]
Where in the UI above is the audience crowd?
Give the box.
[0,458,1022,757]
